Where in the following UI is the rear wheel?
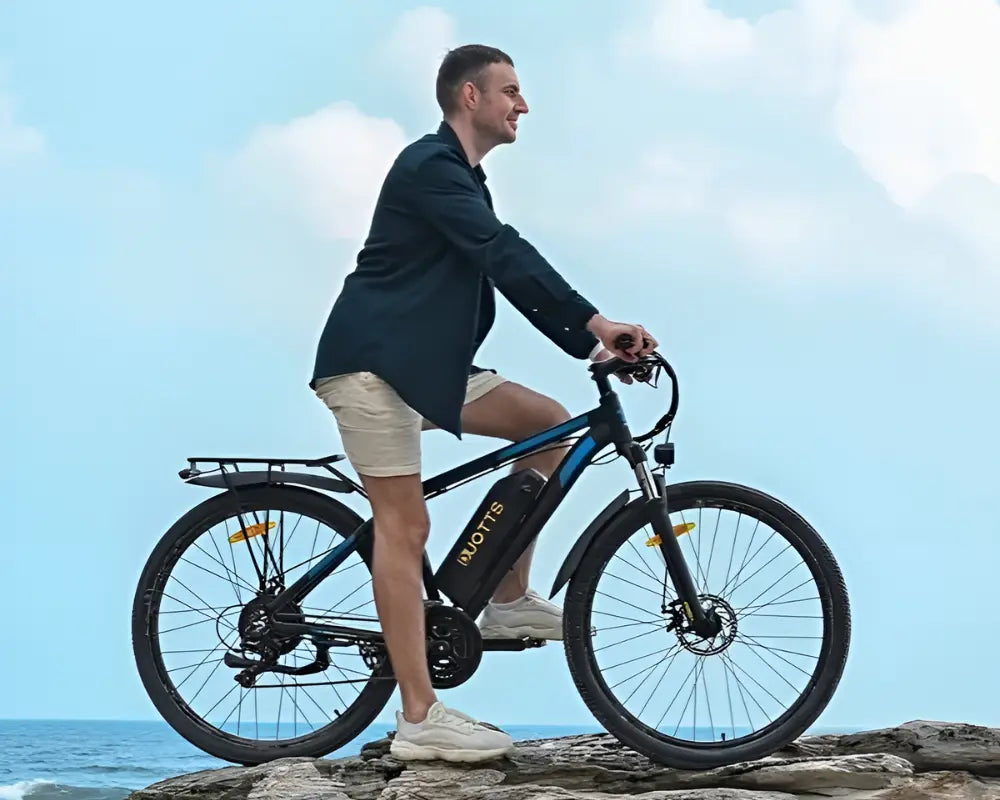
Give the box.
[131,484,395,765]
[563,480,850,769]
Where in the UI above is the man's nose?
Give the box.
[516,97,529,114]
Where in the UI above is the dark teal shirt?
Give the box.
[311,121,600,437]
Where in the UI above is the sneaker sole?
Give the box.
[389,739,513,763]
[479,623,563,641]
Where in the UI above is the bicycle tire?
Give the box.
[563,480,850,769]
[131,484,395,765]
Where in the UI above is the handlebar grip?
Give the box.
[614,333,651,352]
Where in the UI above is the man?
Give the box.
[310,44,657,763]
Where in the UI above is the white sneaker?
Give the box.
[478,589,563,640]
[389,701,514,763]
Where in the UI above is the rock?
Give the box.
[780,720,1000,777]
[128,721,1000,800]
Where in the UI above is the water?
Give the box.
[0,719,604,800]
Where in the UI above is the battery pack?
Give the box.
[435,468,546,610]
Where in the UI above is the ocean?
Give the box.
[0,719,605,800]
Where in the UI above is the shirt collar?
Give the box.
[437,120,487,183]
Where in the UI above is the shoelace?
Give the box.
[431,704,481,732]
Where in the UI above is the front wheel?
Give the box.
[563,480,850,769]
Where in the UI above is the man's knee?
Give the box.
[525,396,571,438]
[373,509,430,557]
[360,474,431,554]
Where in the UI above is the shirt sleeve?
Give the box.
[410,148,600,357]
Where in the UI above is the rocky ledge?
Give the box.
[129,720,1000,800]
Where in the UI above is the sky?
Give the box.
[4,0,1000,734]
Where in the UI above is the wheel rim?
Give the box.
[583,494,834,749]
[142,495,388,747]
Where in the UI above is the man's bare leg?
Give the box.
[359,472,437,723]
[458,381,572,604]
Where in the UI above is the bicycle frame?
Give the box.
[257,359,714,650]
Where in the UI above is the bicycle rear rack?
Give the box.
[178,453,365,496]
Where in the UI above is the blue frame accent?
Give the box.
[558,435,598,486]
[494,415,589,461]
[421,412,592,497]
[303,533,359,581]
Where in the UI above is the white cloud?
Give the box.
[617,0,1000,270]
[833,0,1000,209]
[225,101,408,242]
[0,90,44,165]
[378,6,457,105]
[618,0,754,66]
[624,0,1000,206]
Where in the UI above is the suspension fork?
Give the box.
[598,383,720,637]
[631,449,720,638]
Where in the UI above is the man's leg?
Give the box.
[359,472,437,723]
[457,379,572,605]
[315,371,514,762]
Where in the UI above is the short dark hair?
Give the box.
[435,44,514,115]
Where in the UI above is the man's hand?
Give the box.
[585,314,658,362]
[590,346,634,383]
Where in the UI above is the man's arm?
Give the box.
[410,148,600,358]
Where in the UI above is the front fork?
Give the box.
[632,456,721,639]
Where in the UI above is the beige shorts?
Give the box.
[313,370,508,477]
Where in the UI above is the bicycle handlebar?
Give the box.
[589,333,678,443]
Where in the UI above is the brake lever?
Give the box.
[614,333,657,383]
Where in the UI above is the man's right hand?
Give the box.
[585,314,658,362]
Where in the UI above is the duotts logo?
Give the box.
[457,501,504,565]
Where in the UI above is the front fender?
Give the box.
[549,490,631,599]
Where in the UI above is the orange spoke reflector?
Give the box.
[645,522,696,547]
[229,520,277,543]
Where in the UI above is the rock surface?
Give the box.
[128,721,1000,800]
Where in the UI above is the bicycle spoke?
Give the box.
[703,508,722,593]
[594,590,666,622]
[194,538,247,605]
[651,659,698,728]
[603,570,670,602]
[723,543,794,601]
[731,557,801,609]
[734,632,816,681]
[593,625,667,654]
[623,535,664,586]
[721,512,746,594]
[737,595,819,614]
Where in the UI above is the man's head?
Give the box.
[436,44,528,147]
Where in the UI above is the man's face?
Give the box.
[470,62,529,145]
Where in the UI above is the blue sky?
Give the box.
[4,0,1000,733]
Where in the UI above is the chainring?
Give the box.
[425,604,483,689]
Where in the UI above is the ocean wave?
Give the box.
[77,767,162,776]
[0,780,129,800]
